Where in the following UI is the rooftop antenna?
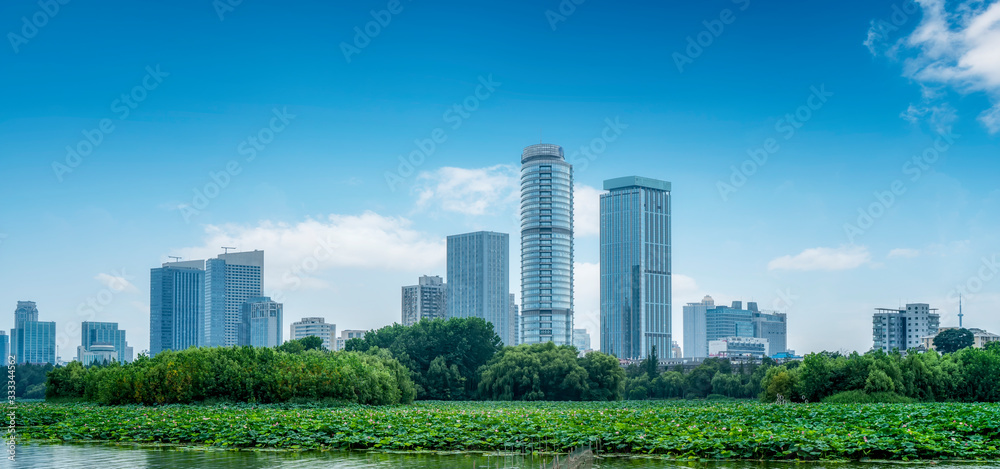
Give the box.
[222,246,236,255]
[958,294,964,328]
[168,256,182,262]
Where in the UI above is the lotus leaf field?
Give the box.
[17,401,1000,460]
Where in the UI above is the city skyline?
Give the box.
[3,0,1000,356]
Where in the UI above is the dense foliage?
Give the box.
[933,328,975,354]
[17,401,1000,460]
[275,336,326,353]
[623,358,770,400]
[763,345,1000,403]
[345,317,502,400]
[477,342,625,401]
[10,363,52,399]
[45,346,415,405]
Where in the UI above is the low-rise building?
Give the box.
[921,327,1000,351]
[336,329,366,351]
[289,317,336,350]
[709,336,770,359]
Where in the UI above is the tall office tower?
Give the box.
[78,321,133,364]
[599,176,672,360]
[0,331,9,366]
[572,328,592,352]
[205,250,264,347]
[683,295,714,358]
[289,317,336,350]
[509,293,518,345]
[520,144,574,345]
[239,297,282,347]
[873,303,940,352]
[10,301,55,365]
[150,261,205,357]
[401,275,448,326]
[447,231,511,344]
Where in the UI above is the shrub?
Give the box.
[822,390,914,404]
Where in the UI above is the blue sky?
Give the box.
[2,0,999,357]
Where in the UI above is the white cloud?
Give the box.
[413,165,519,215]
[882,0,1000,132]
[574,184,601,237]
[888,248,922,258]
[175,212,445,293]
[768,245,872,271]
[95,272,138,293]
[573,262,601,348]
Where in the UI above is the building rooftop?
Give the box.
[603,176,671,192]
[521,143,564,164]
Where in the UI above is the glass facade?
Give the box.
[150,264,205,357]
[446,232,511,344]
[10,301,56,365]
[205,251,264,347]
[600,176,672,359]
[78,321,133,364]
[240,297,282,348]
[520,144,573,346]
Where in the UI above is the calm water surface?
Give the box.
[15,444,1000,469]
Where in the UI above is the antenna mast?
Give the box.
[168,256,182,262]
[958,294,964,328]
[222,246,236,255]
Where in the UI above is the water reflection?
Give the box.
[16,444,1000,469]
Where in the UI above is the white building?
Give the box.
[401,275,447,327]
[336,329,366,351]
[873,303,940,352]
[921,327,1000,351]
[709,336,770,358]
[683,295,714,358]
[289,317,336,351]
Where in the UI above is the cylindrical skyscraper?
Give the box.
[520,143,573,345]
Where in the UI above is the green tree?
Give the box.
[477,343,622,401]
[760,366,797,402]
[642,345,659,379]
[276,335,326,353]
[934,328,975,354]
[796,353,831,401]
[580,351,625,401]
[864,368,895,393]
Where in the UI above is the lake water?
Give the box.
[14,444,1000,469]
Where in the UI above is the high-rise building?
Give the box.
[447,231,511,344]
[402,275,448,326]
[336,329,366,351]
[0,331,9,366]
[150,261,205,357]
[683,295,714,358]
[685,296,787,358]
[572,328,592,353]
[10,301,55,365]
[509,293,518,346]
[240,297,283,347]
[873,303,940,352]
[289,317,336,350]
[600,176,672,360]
[671,340,682,359]
[78,321,133,364]
[205,250,264,347]
[520,144,574,346]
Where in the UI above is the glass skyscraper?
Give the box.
[205,250,264,347]
[520,144,574,346]
[10,301,56,365]
[239,297,282,347]
[446,231,511,344]
[600,176,671,360]
[150,262,205,357]
[78,321,133,364]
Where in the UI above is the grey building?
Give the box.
[10,301,55,365]
[150,261,205,357]
[600,176,672,360]
[573,328,592,353]
[873,303,940,352]
[520,144,574,346]
[205,250,264,347]
[78,321,133,364]
[447,231,512,344]
[0,331,9,365]
[240,297,282,347]
[683,295,714,358]
[289,317,336,350]
[402,275,448,326]
[509,293,518,346]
